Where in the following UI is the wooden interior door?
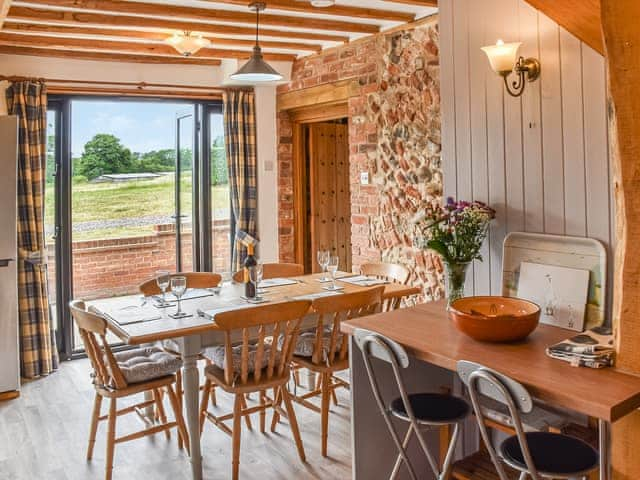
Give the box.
[308,121,351,273]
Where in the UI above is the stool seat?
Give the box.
[390,393,470,424]
[500,431,599,476]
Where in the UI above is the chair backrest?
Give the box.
[139,272,222,296]
[308,286,384,366]
[231,262,304,283]
[69,300,128,390]
[456,360,538,480]
[213,299,312,386]
[360,262,411,311]
[360,262,410,285]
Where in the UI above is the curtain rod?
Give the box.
[0,75,254,92]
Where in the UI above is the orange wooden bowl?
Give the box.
[448,296,540,343]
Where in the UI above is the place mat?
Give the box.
[90,304,162,326]
[292,291,343,301]
[198,301,263,320]
[259,278,299,288]
[337,275,388,287]
[151,288,214,304]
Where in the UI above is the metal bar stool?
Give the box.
[354,328,470,480]
[456,360,599,480]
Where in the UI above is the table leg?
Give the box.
[181,336,203,480]
[599,419,611,480]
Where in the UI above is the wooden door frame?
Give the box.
[277,80,355,268]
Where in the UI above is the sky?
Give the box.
[70,99,225,157]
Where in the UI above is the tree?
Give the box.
[137,149,175,172]
[211,136,228,185]
[76,134,135,180]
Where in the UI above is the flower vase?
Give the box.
[444,261,470,307]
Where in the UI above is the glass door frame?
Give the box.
[47,95,225,359]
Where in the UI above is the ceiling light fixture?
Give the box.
[310,0,335,7]
[165,31,211,57]
[230,2,283,83]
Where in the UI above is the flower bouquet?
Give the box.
[415,197,496,305]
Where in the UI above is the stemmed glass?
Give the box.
[250,262,264,302]
[169,275,189,318]
[327,255,340,290]
[155,270,171,308]
[317,249,330,281]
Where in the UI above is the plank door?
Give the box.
[308,122,351,273]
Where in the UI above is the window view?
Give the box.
[45,99,230,352]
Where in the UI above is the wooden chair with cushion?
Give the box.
[360,262,411,311]
[276,286,384,457]
[231,262,304,283]
[69,300,189,480]
[138,271,224,448]
[198,300,312,480]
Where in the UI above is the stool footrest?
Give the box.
[452,451,521,480]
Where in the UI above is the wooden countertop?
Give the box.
[341,300,640,422]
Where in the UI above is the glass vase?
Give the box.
[444,261,470,307]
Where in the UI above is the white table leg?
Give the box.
[181,335,203,480]
[599,419,611,480]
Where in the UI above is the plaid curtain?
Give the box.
[6,81,59,378]
[223,90,258,272]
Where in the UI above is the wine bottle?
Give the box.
[244,243,257,298]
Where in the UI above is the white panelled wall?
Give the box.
[439,0,613,317]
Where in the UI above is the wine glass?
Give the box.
[327,255,339,290]
[317,249,330,281]
[170,275,188,318]
[250,262,264,301]
[155,270,171,307]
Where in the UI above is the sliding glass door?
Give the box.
[47,96,229,357]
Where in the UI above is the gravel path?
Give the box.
[71,214,176,232]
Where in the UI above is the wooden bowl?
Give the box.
[448,296,540,343]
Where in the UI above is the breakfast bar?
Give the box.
[341,300,640,480]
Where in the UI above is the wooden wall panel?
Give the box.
[440,0,613,317]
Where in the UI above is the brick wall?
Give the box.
[277,17,444,300]
[47,220,230,301]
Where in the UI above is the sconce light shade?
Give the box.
[481,39,522,74]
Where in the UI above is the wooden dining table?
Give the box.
[88,272,421,480]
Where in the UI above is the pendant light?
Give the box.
[230,2,283,82]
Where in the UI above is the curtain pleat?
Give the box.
[6,81,58,378]
[223,90,258,272]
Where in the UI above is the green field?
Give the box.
[45,174,230,242]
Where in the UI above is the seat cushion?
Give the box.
[499,432,599,475]
[113,347,182,385]
[203,342,280,374]
[291,327,343,359]
[390,393,470,423]
[161,338,180,354]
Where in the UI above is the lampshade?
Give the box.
[165,32,211,56]
[230,46,283,82]
[311,0,335,6]
[481,39,522,74]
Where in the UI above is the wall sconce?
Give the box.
[481,39,541,97]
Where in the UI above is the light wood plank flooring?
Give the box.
[0,359,352,480]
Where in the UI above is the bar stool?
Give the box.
[353,328,470,480]
[457,360,599,480]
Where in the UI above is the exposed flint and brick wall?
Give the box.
[47,220,230,301]
[277,16,444,300]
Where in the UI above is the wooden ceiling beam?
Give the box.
[8,6,350,43]
[0,0,11,28]
[382,0,437,6]
[206,0,414,22]
[0,45,222,65]
[2,20,322,52]
[0,31,297,60]
[17,0,380,34]
[524,0,603,54]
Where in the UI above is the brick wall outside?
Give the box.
[277,17,444,300]
[46,220,230,301]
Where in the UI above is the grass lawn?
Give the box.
[45,174,230,242]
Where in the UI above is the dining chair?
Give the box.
[354,328,470,480]
[231,262,304,283]
[69,300,189,480]
[277,286,384,457]
[457,360,599,480]
[139,271,223,448]
[198,300,312,480]
[360,262,411,311]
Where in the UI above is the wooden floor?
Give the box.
[0,359,352,480]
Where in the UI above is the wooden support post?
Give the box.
[601,1,640,478]
[0,0,11,29]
